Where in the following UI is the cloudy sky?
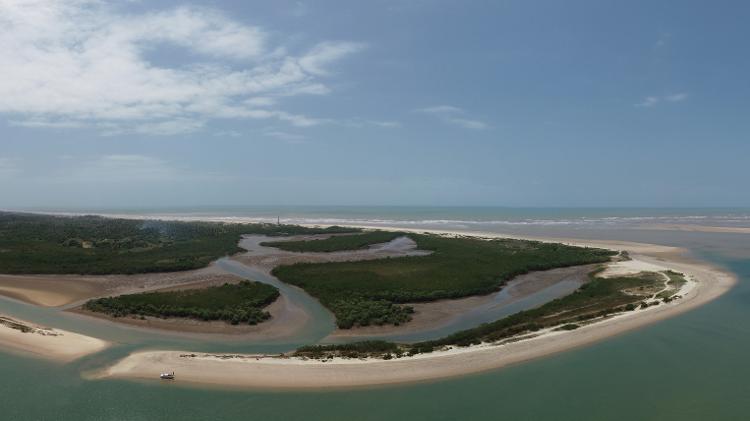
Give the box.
[1,0,749,209]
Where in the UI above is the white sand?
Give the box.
[0,316,109,362]
[96,231,736,389]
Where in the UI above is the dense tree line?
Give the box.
[0,212,358,274]
[273,233,616,328]
[295,341,399,359]
[83,281,280,325]
[262,231,404,253]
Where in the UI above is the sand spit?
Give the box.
[0,315,109,362]
[97,232,736,389]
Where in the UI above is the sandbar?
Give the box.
[0,315,109,362]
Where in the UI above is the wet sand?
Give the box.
[0,265,239,308]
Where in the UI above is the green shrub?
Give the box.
[84,281,279,324]
[0,212,359,274]
[274,234,615,328]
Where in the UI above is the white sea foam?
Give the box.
[10,209,750,230]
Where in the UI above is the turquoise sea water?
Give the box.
[1,207,749,420]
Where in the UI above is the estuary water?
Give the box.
[1,207,749,420]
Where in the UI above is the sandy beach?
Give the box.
[0,315,109,362]
[96,228,737,389]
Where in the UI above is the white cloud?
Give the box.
[298,42,366,76]
[263,130,307,143]
[60,155,226,183]
[340,118,401,129]
[415,105,464,114]
[132,119,206,136]
[213,130,242,138]
[0,1,364,135]
[636,93,688,107]
[635,96,660,107]
[665,93,688,102]
[290,2,309,18]
[447,118,488,130]
[369,120,401,128]
[9,118,86,129]
[414,105,489,130]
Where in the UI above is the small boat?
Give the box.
[160,371,175,380]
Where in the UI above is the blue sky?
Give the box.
[1,0,748,208]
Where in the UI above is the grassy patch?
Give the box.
[262,231,404,252]
[273,234,616,328]
[83,281,280,325]
[0,212,358,274]
[656,270,687,301]
[665,270,687,288]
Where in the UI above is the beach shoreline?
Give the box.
[94,226,737,389]
[0,315,110,362]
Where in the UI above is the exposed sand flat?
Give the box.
[599,259,672,278]
[0,265,239,308]
[97,232,736,389]
[0,274,103,307]
[0,315,109,362]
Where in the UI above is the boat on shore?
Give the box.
[160,371,175,380]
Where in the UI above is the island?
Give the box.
[0,211,735,388]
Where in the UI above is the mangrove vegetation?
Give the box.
[0,212,357,274]
[262,230,404,253]
[83,281,280,325]
[273,233,616,328]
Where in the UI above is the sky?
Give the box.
[1,0,749,209]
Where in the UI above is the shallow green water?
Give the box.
[2,208,749,420]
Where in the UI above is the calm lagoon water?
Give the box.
[2,207,749,420]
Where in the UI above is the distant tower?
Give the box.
[277,216,280,225]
